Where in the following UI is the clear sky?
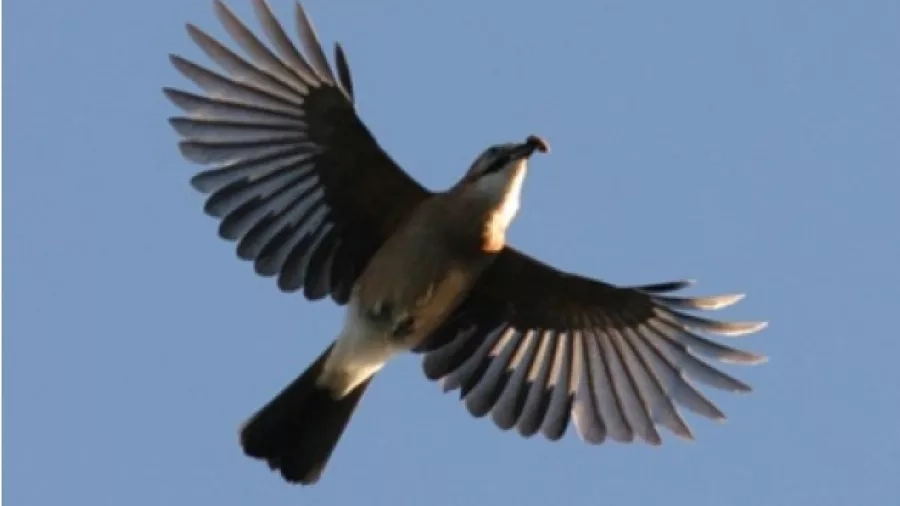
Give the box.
[5,0,899,504]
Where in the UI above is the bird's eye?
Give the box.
[481,152,509,175]
[469,147,510,178]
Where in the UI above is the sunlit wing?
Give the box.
[416,247,767,444]
[165,0,430,303]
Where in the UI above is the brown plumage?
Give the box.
[165,0,768,486]
[354,193,503,341]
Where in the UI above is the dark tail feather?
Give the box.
[239,343,372,485]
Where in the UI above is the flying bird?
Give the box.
[165,0,767,486]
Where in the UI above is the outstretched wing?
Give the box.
[417,247,767,444]
[165,0,431,303]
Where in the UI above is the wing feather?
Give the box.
[166,1,430,303]
[421,247,767,445]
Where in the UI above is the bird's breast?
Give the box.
[353,204,496,347]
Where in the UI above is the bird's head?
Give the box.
[453,135,549,243]
[459,135,549,197]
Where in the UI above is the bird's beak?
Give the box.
[514,135,550,159]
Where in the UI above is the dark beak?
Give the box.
[516,135,550,158]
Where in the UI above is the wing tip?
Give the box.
[670,425,695,442]
[189,171,219,193]
[167,116,190,136]
[703,292,746,310]
[636,428,663,446]
[728,320,768,336]
[212,0,229,15]
[168,53,196,77]
[184,23,212,49]
[162,87,182,108]
[736,351,769,366]
[177,140,210,165]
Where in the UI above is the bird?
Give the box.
[164,0,768,486]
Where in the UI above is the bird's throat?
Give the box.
[480,165,526,252]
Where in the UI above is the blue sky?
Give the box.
[5,0,899,504]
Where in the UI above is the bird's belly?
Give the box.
[319,300,401,396]
[356,240,486,346]
[319,218,492,396]
[320,263,476,397]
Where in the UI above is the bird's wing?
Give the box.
[165,0,431,303]
[416,247,767,444]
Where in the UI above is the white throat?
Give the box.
[474,162,527,234]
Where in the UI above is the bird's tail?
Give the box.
[239,343,372,485]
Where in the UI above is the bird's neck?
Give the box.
[462,166,527,252]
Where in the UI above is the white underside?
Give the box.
[318,301,402,396]
[473,162,526,233]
